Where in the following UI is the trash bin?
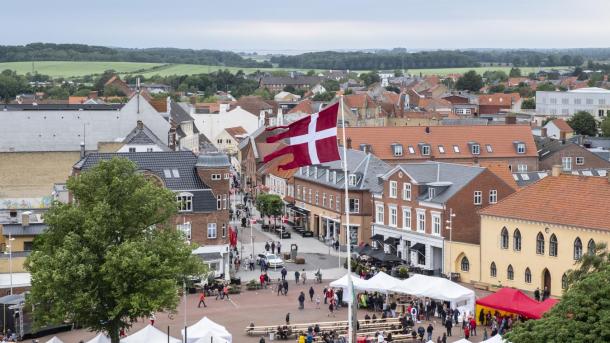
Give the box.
[290,243,298,261]
[269,332,275,341]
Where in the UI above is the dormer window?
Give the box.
[471,144,480,155]
[392,144,403,157]
[360,144,371,153]
[176,192,193,212]
[348,174,357,186]
[438,145,445,154]
[421,145,430,156]
[428,187,436,200]
[517,143,526,154]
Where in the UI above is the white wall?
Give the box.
[192,106,259,142]
[117,144,165,153]
[536,89,610,119]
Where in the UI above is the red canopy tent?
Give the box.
[476,288,559,320]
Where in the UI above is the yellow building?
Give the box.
[479,171,610,297]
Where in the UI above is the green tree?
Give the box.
[521,98,536,109]
[283,85,296,93]
[567,111,598,136]
[253,87,274,100]
[488,84,506,93]
[359,71,381,86]
[312,92,336,101]
[506,244,609,343]
[46,86,70,100]
[542,116,557,126]
[74,88,93,96]
[393,69,404,77]
[255,193,284,225]
[0,69,31,102]
[306,70,317,76]
[103,84,126,97]
[322,79,340,92]
[536,82,556,91]
[601,117,610,137]
[94,70,117,92]
[455,70,483,92]
[26,158,205,343]
[509,67,522,77]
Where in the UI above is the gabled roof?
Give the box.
[344,125,537,160]
[512,169,608,187]
[288,99,315,114]
[232,96,275,116]
[547,118,573,133]
[535,136,593,161]
[480,174,610,231]
[478,92,520,106]
[224,126,248,140]
[479,161,519,191]
[170,101,194,124]
[122,123,170,151]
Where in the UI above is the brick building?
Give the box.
[343,125,539,172]
[478,93,521,115]
[536,136,610,172]
[370,162,517,280]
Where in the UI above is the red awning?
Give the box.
[476,288,558,319]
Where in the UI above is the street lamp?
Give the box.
[445,208,456,281]
[4,233,15,295]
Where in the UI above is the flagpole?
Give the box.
[339,95,355,343]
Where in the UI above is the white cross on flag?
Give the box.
[263,102,340,170]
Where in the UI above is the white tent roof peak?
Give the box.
[86,333,111,343]
[121,324,181,343]
[46,337,65,343]
[182,316,232,343]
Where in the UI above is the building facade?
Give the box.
[536,87,610,120]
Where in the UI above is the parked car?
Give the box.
[257,253,284,267]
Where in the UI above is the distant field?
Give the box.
[0,61,569,78]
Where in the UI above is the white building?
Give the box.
[536,87,610,120]
[192,104,261,143]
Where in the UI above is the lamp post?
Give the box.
[445,208,456,280]
[5,233,15,295]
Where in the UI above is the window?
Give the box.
[222,224,226,238]
[471,144,480,155]
[536,232,545,255]
[211,174,221,180]
[428,187,436,200]
[517,164,528,172]
[322,193,327,207]
[417,210,426,233]
[561,98,569,105]
[473,191,482,205]
[217,139,222,144]
[507,265,514,280]
[315,191,319,205]
[177,193,193,212]
[329,195,334,208]
[562,273,568,289]
[490,262,497,277]
[332,171,337,183]
[489,189,497,204]
[421,145,430,156]
[500,227,509,249]
[376,204,385,224]
[297,186,301,199]
[146,148,153,152]
[513,229,521,251]
[550,234,558,257]
[336,197,340,211]
[393,145,403,156]
[403,207,411,229]
[177,222,192,240]
[403,183,411,200]
[23,241,34,251]
[389,181,398,198]
[325,170,329,182]
[576,157,584,165]
[461,256,470,272]
[164,169,172,178]
[349,198,359,213]
[586,98,593,105]
[308,189,312,203]
[408,146,415,154]
[217,195,222,210]
[525,268,532,283]
[517,143,526,154]
[207,223,217,239]
[562,157,572,171]
[223,194,227,209]
[129,147,136,152]
[389,206,398,227]
[486,144,493,153]
[224,173,230,179]
[432,214,441,235]
[453,145,460,153]
[438,145,445,154]
[574,237,583,260]
[588,239,596,256]
[348,174,357,186]
[574,98,581,105]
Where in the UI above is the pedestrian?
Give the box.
[223,284,230,300]
[265,241,270,252]
[328,300,335,317]
[316,295,321,309]
[271,241,276,254]
[309,286,315,301]
[483,328,488,340]
[441,333,447,343]
[298,291,305,310]
[259,273,266,288]
[283,279,289,296]
[543,286,550,301]
[322,287,328,304]
[334,240,339,251]
[277,241,282,254]
[259,336,265,343]
[470,317,477,336]
[286,312,290,325]
[277,281,284,296]
[427,323,433,341]
[198,290,207,308]
[534,287,540,301]
[301,269,307,284]
[295,270,300,284]
[281,266,287,281]
[216,283,224,300]
[445,317,452,337]
[463,325,470,340]
[149,313,155,326]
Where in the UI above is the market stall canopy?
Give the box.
[46,337,64,343]
[182,317,232,343]
[86,333,111,343]
[390,274,475,314]
[121,325,181,343]
[481,334,507,343]
[193,332,231,343]
[365,271,402,293]
[476,288,558,319]
[453,339,472,343]
[368,249,402,263]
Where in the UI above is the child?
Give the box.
[315,295,321,309]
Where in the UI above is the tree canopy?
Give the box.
[601,116,610,137]
[456,70,483,92]
[567,111,598,136]
[359,71,381,86]
[26,158,205,343]
[255,193,284,224]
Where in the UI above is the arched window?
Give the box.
[461,256,470,272]
[549,234,558,257]
[490,262,497,277]
[574,237,583,260]
[513,229,521,251]
[536,232,545,255]
[500,227,509,249]
[507,265,514,280]
[588,239,596,256]
[562,273,568,289]
[524,267,532,283]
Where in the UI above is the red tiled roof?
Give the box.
[288,99,314,114]
[480,174,610,231]
[344,125,537,160]
[382,91,400,104]
[225,126,248,140]
[148,98,167,113]
[479,161,519,191]
[550,119,574,133]
[478,93,521,106]
[344,94,370,108]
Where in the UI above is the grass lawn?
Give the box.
[0,61,569,79]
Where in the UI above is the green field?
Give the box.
[0,61,569,79]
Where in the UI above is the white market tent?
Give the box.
[46,337,64,343]
[121,325,181,343]
[482,334,507,343]
[182,317,232,343]
[329,273,370,301]
[453,340,472,343]
[390,274,475,315]
[365,271,402,293]
[193,332,231,343]
[86,333,111,343]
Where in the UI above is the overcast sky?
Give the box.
[2,0,609,52]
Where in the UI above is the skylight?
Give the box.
[163,169,172,178]
[172,169,180,178]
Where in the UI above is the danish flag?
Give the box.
[263,102,340,170]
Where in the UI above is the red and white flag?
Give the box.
[263,102,340,170]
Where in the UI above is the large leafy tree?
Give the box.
[256,193,284,225]
[26,158,205,343]
[455,70,483,92]
[506,244,609,342]
[601,116,610,137]
[567,111,598,136]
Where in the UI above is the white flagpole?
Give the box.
[339,95,355,343]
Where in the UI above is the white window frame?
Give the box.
[471,144,480,155]
[329,194,333,208]
[336,197,340,211]
[422,145,430,156]
[207,223,217,239]
[177,193,193,212]
[393,145,403,156]
[403,183,411,201]
[517,164,528,172]
[576,157,584,165]
[389,205,398,228]
[438,145,445,154]
[431,212,441,236]
[222,194,227,209]
[217,195,222,210]
[517,143,526,154]
[416,210,426,233]
[562,157,573,171]
[486,144,493,153]
[348,174,357,186]
[453,145,460,153]
[376,203,384,224]
[389,181,398,198]
[349,198,360,213]
[177,222,192,240]
[489,189,497,204]
[474,191,482,205]
[402,207,411,230]
[315,191,319,205]
[322,193,327,207]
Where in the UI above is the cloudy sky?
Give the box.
[2,0,609,52]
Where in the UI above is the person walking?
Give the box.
[295,270,301,284]
[283,279,289,296]
[281,267,287,281]
[426,323,434,341]
[277,280,284,296]
[265,241,270,252]
[286,312,290,325]
[469,317,477,336]
[149,314,156,326]
[534,287,540,302]
[277,241,282,254]
[271,241,276,254]
[301,269,307,284]
[223,284,230,300]
[463,325,470,340]
[445,317,452,337]
[198,291,207,308]
[298,291,305,310]
[309,286,315,302]
[315,295,321,309]
[328,299,335,317]
[216,283,224,300]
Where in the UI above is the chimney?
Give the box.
[560,131,566,144]
[541,127,547,137]
[137,120,144,130]
[551,165,562,177]
[21,212,30,227]
[80,141,85,158]
[505,115,517,125]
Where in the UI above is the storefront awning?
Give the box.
[291,206,310,215]
[410,243,425,254]
[369,249,403,263]
[371,234,384,242]
[384,237,399,245]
